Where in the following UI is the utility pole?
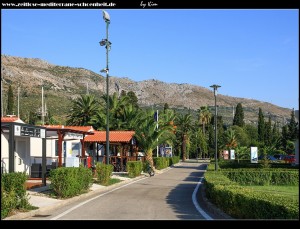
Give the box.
[17,87,20,117]
[42,86,44,125]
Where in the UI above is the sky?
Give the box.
[1,9,299,110]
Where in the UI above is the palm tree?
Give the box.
[235,146,249,163]
[198,106,211,135]
[90,107,106,130]
[159,109,176,147]
[134,110,175,169]
[121,103,142,130]
[222,128,238,159]
[66,94,99,126]
[176,113,193,162]
[101,92,130,130]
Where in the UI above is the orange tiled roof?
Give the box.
[1,116,25,123]
[85,131,135,143]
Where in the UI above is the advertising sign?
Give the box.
[251,147,258,163]
[230,149,235,160]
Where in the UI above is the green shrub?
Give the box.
[49,167,93,198]
[222,169,299,186]
[169,156,180,166]
[153,157,169,170]
[127,161,142,178]
[95,162,113,186]
[1,172,32,219]
[204,170,299,219]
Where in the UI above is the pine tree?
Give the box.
[7,85,14,115]
[258,108,265,143]
[288,109,298,141]
[233,103,245,127]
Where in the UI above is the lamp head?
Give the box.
[102,10,110,23]
[100,68,109,74]
[99,39,107,46]
[210,84,221,96]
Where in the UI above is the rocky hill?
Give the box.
[1,55,292,125]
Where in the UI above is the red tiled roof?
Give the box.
[85,131,135,143]
[1,116,25,123]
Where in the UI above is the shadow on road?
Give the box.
[165,163,208,220]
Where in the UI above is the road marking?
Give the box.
[50,177,148,220]
[192,177,213,220]
[51,162,213,220]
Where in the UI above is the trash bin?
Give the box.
[31,163,42,178]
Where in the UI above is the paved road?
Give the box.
[27,162,224,220]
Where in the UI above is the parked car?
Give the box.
[258,155,278,162]
[283,155,296,163]
[273,154,286,160]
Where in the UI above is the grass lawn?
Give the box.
[246,185,299,202]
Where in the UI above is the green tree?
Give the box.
[163,103,169,113]
[281,125,289,151]
[244,124,258,146]
[233,103,245,127]
[120,90,127,98]
[231,125,250,147]
[28,111,38,125]
[134,110,174,169]
[264,116,272,146]
[90,108,106,130]
[272,121,281,147]
[127,91,139,109]
[66,94,99,126]
[235,146,250,163]
[175,113,193,161]
[198,106,211,136]
[223,128,238,158]
[7,85,14,115]
[288,109,298,141]
[257,108,265,143]
[120,103,142,130]
[197,128,208,158]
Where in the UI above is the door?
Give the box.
[15,140,28,173]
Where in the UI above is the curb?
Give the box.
[4,174,147,220]
[198,183,234,220]
[4,162,231,220]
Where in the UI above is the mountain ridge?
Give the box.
[1,54,292,125]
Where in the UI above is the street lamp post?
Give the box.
[100,10,111,165]
[210,84,221,171]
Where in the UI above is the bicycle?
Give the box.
[147,163,155,177]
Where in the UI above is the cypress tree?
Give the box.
[288,109,298,141]
[7,85,14,115]
[272,121,281,144]
[233,103,245,127]
[264,116,272,146]
[163,103,169,113]
[120,90,127,98]
[127,91,139,109]
[258,108,265,143]
[281,125,289,151]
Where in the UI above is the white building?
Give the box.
[1,118,94,178]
